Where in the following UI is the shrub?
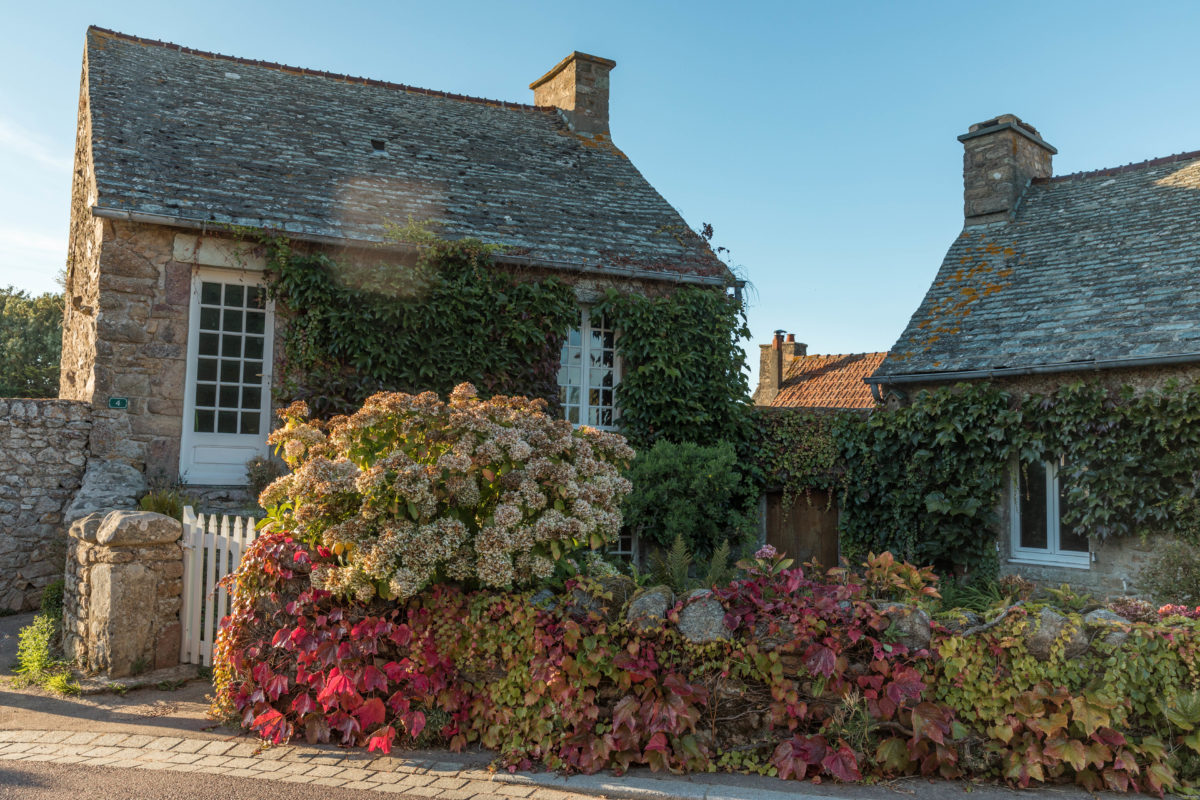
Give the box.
[215,535,941,781]
[259,383,633,602]
[621,439,756,559]
[1137,539,1200,605]
[245,454,286,504]
[15,579,77,694]
[138,488,195,521]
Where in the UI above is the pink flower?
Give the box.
[754,544,778,560]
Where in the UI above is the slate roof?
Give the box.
[874,150,1200,380]
[83,27,727,278]
[768,353,886,409]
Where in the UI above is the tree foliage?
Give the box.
[0,287,62,397]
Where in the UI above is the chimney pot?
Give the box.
[530,52,616,136]
[785,333,795,343]
[958,114,1056,226]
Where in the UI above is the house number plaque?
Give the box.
[107,397,129,410]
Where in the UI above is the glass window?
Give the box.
[1010,457,1090,568]
[557,308,620,430]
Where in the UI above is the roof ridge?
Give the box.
[87,25,551,113]
[794,351,888,359]
[1036,148,1200,183]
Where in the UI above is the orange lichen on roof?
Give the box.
[770,352,888,410]
[910,231,1020,353]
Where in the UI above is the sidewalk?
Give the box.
[0,612,1117,800]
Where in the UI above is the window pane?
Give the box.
[242,386,262,410]
[219,385,239,408]
[198,332,219,356]
[246,312,265,335]
[199,307,220,331]
[195,384,216,407]
[224,284,244,307]
[217,411,238,434]
[1058,477,1089,552]
[567,406,579,423]
[1018,462,1048,550]
[568,329,581,347]
[244,361,263,383]
[567,387,580,405]
[245,336,264,360]
[197,358,217,381]
[220,360,240,382]
[223,308,243,333]
[194,409,214,433]
[201,282,221,305]
[241,412,260,435]
[221,334,242,358]
[249,287,266,309]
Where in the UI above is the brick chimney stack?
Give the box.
[530,52,616,136]
[959,114,1056,226]
[755,332,807,405]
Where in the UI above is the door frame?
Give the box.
[178,266,275,485]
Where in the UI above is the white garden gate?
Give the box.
[180,506,261,666]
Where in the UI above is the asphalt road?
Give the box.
[0,760,420,799]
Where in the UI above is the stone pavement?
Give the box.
[0,728,839,800]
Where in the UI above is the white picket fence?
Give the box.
[180,506,261,666]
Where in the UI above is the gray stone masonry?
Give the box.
[63,510,184,677]
[0,398,92,612]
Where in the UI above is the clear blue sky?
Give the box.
[4,1,1200,387]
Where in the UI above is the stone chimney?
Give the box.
[958,114,1056,226]
[530,52,616,136]
[756,332,807,405]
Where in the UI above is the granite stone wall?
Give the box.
[0,399,92,612]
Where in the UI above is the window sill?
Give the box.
[1008,555,1090,570]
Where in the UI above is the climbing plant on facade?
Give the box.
[262,235,578,418]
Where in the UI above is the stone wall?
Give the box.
[63,510,183,677]
[0,399,92,612]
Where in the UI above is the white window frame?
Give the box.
[1008,458,1090,569]
[558,307,621,431]
[179,267,275,485]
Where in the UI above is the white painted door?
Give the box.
[179,269,275,485]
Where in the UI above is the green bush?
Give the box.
[1138,538,1200,605]
[15,580,77,693]
[0,286,62,397]
[621,439,756,559]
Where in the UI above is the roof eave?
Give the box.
[91,205,742,288]
[866,351,1200,385]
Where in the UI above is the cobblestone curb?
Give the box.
[0,729,816,800]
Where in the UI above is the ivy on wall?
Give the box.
[749,407,849,503]
[263,237,578,418]
[596,285,751,450]
[816,379,1200,576]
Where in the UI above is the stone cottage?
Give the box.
[61,26,736,489]
[868,114,1200,595]
[0,27,740,611]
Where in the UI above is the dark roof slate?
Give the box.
[83,27,726,277]
[875,152,1200,378]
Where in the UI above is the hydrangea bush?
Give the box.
[259,384,633,601]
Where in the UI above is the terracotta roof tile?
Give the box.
[771,353,886,409]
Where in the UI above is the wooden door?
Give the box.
[764,489,839,568]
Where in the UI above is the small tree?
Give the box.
[0,287,62,397]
